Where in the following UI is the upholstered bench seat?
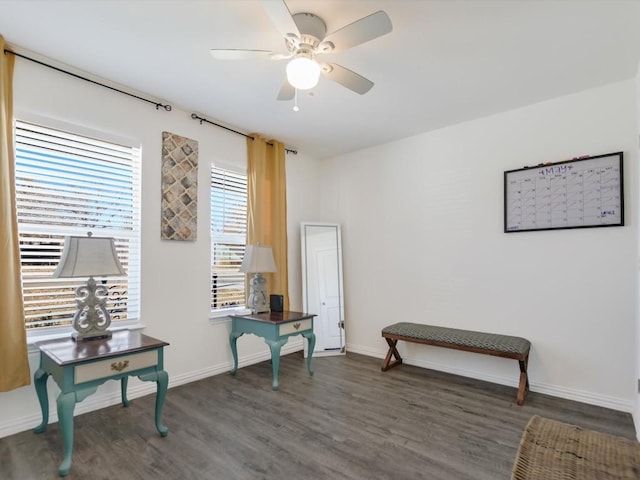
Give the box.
[381,322,531,405]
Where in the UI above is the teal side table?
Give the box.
[33,330,169,477]
[229,311,316,390]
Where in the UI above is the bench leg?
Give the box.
[517,356,529,406]
[381,338,403,371]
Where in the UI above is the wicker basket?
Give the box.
[512,415,640,480]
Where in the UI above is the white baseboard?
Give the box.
[346,342,634,413]
[0,342,303,439]
[5,340,632,439]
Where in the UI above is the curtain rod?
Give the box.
[4,49,173,112]
[190,113,298,155]
[4,49,298,155]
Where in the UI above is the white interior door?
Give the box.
[316,248,342,350]
[301,223,345,357]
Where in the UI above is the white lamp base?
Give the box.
[72,330,112,342]
[247,272,270,313]
[71,277,113,341]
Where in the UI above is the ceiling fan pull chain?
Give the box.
[293,88,300,112]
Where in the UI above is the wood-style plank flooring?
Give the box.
[0,352,636,479]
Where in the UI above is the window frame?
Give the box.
[210,163,249,318]
[13,116,143,342]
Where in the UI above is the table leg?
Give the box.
[229,331,244,375]
[155,370,169,437]
[33,368,50,434]
[138,370,169,437]
[302,331,316,376]
[121,377,130,407]
[265,338,288,391]
[56,391,76,477]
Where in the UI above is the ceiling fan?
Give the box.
[210,0,392,101]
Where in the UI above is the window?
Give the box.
[14,120,141,330]
[211,166,247,311]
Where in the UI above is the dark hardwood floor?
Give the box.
[0,352,636,479]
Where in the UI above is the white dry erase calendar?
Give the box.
[504,152,623,233]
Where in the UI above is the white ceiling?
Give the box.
[1,1,640,159]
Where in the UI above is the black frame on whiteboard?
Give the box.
[504,152,624,233]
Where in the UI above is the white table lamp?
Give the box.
[53,232,126,341]
[240,244,277,313]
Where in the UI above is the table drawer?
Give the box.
[279,318,312,336]
[75,350,158,384]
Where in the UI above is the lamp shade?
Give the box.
[240,245,277,274]
[53,235,126,278]
[286,56,321,90]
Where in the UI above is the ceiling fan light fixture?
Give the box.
[286,56,320,90]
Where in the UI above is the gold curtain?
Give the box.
[246,134,289,311]
[0,38,31,391]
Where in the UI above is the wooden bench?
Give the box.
[381,322,531,405]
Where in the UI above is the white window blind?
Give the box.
[211,167,247,310]
[14,120,141,329]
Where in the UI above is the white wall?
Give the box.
[635,64,640,433]
[2,58,638,440]
[0,58,321,438]
[322,80,639,412]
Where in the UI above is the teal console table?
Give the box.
[229,311,316,390]
[33,330,169,477]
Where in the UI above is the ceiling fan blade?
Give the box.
[322,63,374,95]
[277,79,295,101]
[261,0,299,37]
[210,49,286,60]
[325,11,392,52]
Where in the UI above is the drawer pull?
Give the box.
[293,322,301,330]
[111,360,129,372]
